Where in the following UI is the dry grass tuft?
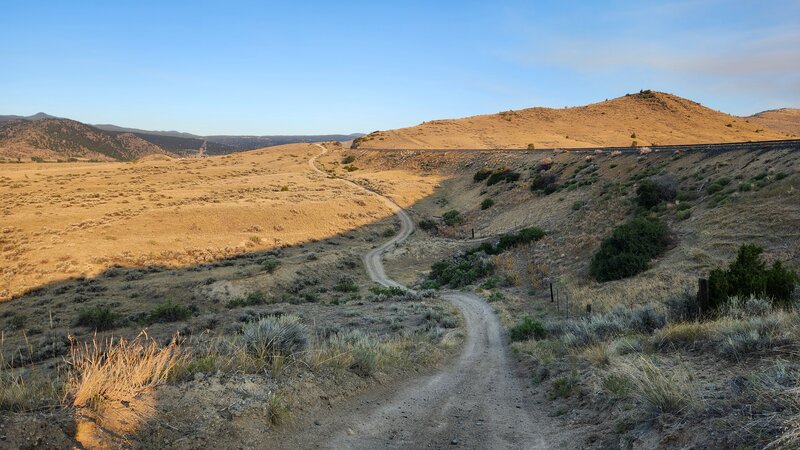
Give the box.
[0,369,63,412]
[611,356,696,415]
[67,332,184,413]
[580,343,612,366]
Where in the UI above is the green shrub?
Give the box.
[369,285,406,297]
[636,179,661,209]
[76,305,119,331]
[707,177,731,194]
[496,227,545,252]
[473,168,492,182]
[334,276,359,293]
[549,373,580,399]
[558,303,666,348]
[418,219,437,232]
[481,198,495,210]
[341,155,356,164]
[242,315,308,358]
[148,301,192,323]
[382,228,397,237]
[487,291,505,302]
[420,279,439,290]
[572,200,585,211]
[261,258,280,273]
[590,217,670,281]
[442,210,463,226]
[463,227,545,257]
[350,347,377,377]
[430,254,494,288]
[637,176,677,209]
[486,169,520,186]
[708,244,798,309]
[430,227,544,287]
[481,276,499,289]
[530,172,559,194]
[8,314,26,330]
[510,316,547,341]
[227,291,268,308]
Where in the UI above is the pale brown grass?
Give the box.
[0,143,441,301]
[67,332,183,412]
[609,355,696,414]
[355,92,789,150]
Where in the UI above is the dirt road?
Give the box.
[302,145,564,449]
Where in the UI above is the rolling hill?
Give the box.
[352,90,793,149]
[746,108,800,137]
[0,118,175,161]
[0,115,365,161]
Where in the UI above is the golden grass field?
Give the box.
[0,143,442,301]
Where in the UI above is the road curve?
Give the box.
[307,144,556,449]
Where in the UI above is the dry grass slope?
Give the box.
[0,143,440,301]
[354,91,791,149]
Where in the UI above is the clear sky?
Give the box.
[2,0,798,135]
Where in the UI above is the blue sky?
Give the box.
[2,1,798,135]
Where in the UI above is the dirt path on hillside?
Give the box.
[292,145,568,449]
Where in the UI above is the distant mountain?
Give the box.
[353,91,792,150]
[0,113,364,161]
[206,133,365,151]
[94,125,363,153]
[94,124,201,139]
[94,124,363,152]
[0,112,61,122]
[0,118,174,161]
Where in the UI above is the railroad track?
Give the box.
[356,138,800,155]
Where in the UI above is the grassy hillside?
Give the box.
[0,119,175,161]
[747,108,800,137]
[353,91,791,149]
[327,143,799,448]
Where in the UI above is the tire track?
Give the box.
[305,144,563,449]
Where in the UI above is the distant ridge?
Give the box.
[0,118,174,161]
[352,91,795,150]
[0,114,364,161]
[0,112,61,122]
[93,124,201,139]
[206,133,365,151]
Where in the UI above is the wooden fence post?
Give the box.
[550,283,554,303]
[586,304,592,315]
[471,228,475,239]
[555,287,559,312]
[698,278,709,316]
